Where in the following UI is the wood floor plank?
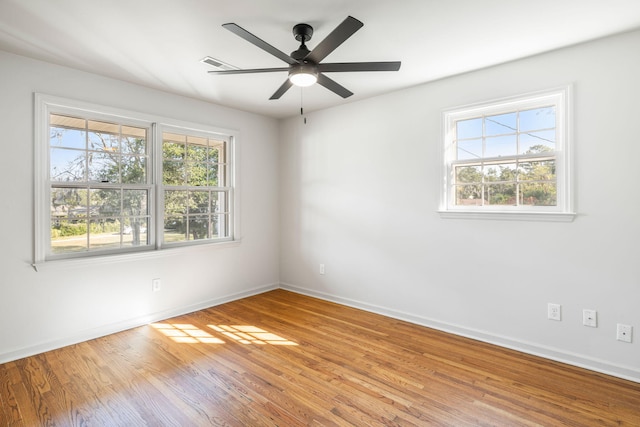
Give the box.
[0,364,21,425]
[1,289,639,426]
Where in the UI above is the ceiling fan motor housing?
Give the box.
[291,23,313,61]
[293,23,313,42]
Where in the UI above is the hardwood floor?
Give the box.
[1,289,639,426]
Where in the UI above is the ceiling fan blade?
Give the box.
[223,23,298,65]
[319,61,402,73]
[317,73,353,98]
[306,16,363,64]
[208,67,289,75]
[270,79,294,100]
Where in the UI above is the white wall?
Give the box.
[0,51,280,362]
[279,29,640,381]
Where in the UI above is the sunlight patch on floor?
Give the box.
[152,323,225,344]
[209,325,298,345]
[151,323,297,345]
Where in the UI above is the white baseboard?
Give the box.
[279,282,640,384]
[0,283,278,365]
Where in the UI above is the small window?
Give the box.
[440,88,574,221]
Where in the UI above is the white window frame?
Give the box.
[34,93,238,265]
[439,87,575,222]
[156,124,234,250]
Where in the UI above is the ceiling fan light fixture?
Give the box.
[289,63,318,87]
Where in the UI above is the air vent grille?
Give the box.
[200,56,239,71]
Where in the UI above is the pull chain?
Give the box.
[300,87,307,124]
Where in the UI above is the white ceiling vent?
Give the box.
[200,56,239,71]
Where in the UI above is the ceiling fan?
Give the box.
[208,16,401,100]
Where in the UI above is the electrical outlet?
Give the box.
[319,264,325,275]
[582,309,597,327]
[617,324,632,343]
[152,278,161,292]
[548,303,561,321]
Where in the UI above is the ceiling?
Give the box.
[1,0,639,119]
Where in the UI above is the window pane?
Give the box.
[51,126,86,149]
[483,163,516,183]
[520,107,555,132]
[456,117,482,139]
[486,112,516,136]
[121,155,146,184]
[88,120,119,134]
[165,190,187,215]
[212,192,228,213]
[121,135,146,155]
[186,142,208,161]
[163,132,186,144]
[455,165,482,184]
[186,162,209,186]
[207,164,224,186]
[88,131,119,152]
[123,190,148,215]
[519,130,555,154]
[189,216,210,240]
[518,160,555,181]
[51,188,88,219]
[89,219,122,251]
[455,184,482,205]
[90,189,121,216]
[163,140,185,160]
[457,138,482,160]
[51,220,87,254]
[88,152,119,183]
[50,148,86,181]
[210,143,225,163]
[187,135,208,147]
[209,164,228,187]
[211,214,229,238]
[163,160,185,185]
[485,184,516,205]
[122,218,148,246]
[121,124,146,137]
[189,191,210,213]
[485,135,517,157]
[164,216,186,243]
[520,182,557,206]
[50,114,85,131]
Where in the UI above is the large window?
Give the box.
[35,94,236,263]
[440,87,574,221]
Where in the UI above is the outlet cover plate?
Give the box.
[548,303,561,321]
[617,324,633,343]
[582,309,597,327]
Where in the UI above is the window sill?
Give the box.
[438,210,576,222]
[31,239,242,272]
